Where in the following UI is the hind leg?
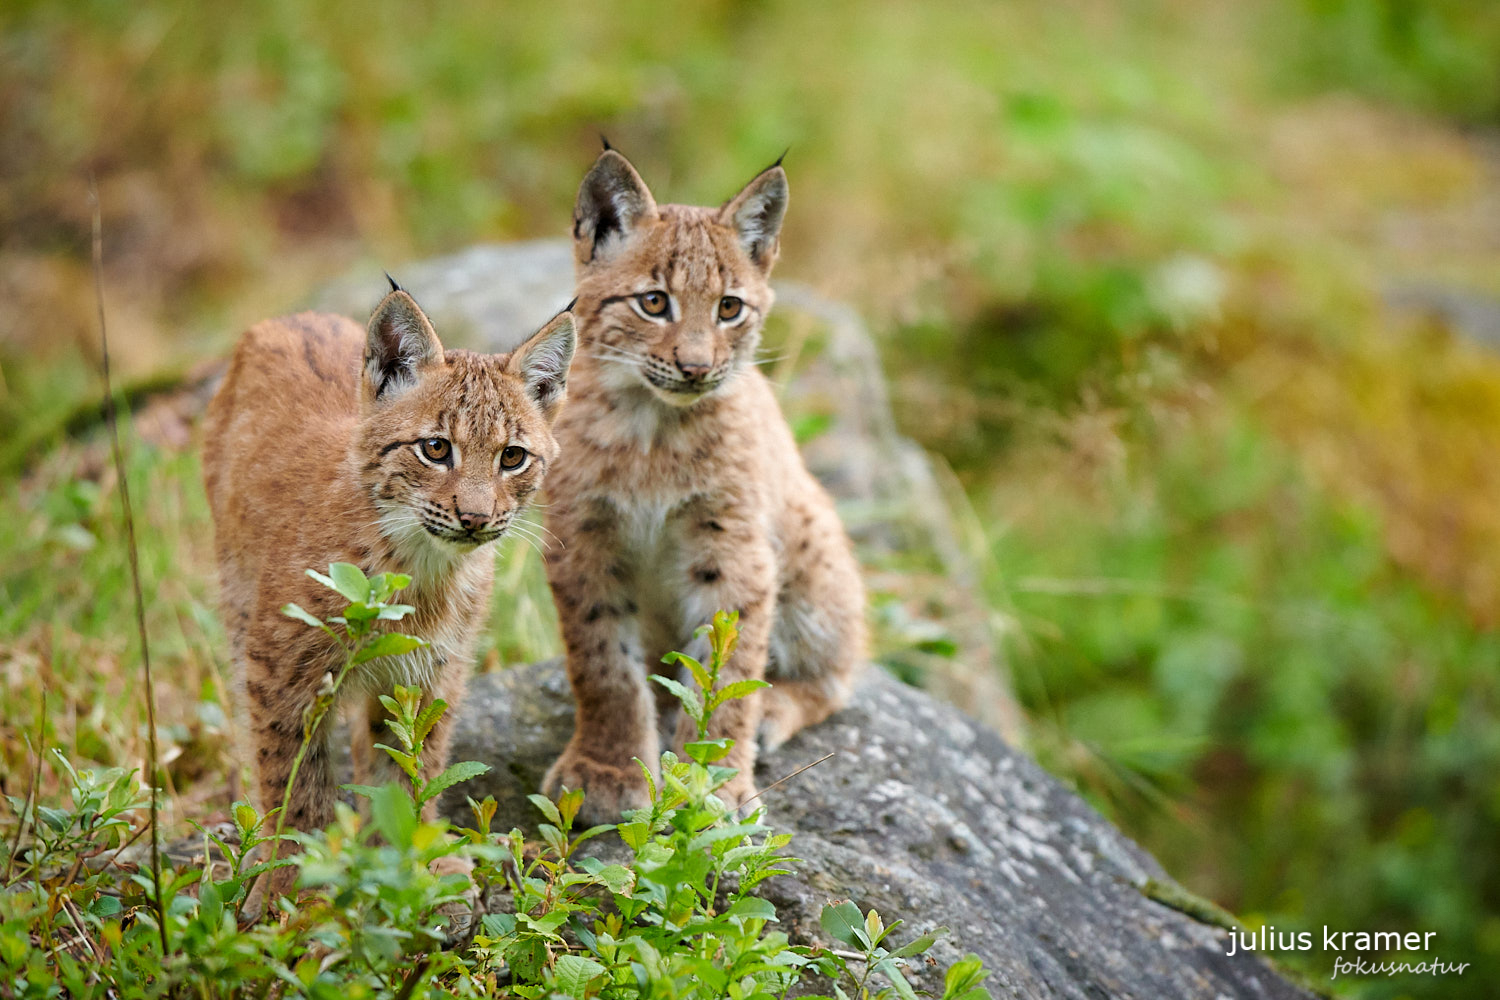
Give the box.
[763,485,867,751]
[761,590,864,751]
[758,672,854,751]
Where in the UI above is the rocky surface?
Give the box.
[446,661,1314,1000]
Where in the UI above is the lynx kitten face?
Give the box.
[203,286,574,913]
[356,299,569,563]
[571,150,787,407]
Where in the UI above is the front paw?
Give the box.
[542,746,654,824]
[430,853,480,947]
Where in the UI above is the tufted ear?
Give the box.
[507,308,576,420]
[573,150,657,264]
[719,161,788,273]
[364,288,443,401]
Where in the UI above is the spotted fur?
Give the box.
[203,289,575,902]
[543,151,867,820]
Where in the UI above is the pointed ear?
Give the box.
[507,309,576,420]
[719,163,788,273]
[573,150,657,264]
[364,290,443,401]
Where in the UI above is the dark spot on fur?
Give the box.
[302,337,339,384]
[694,567,721,584]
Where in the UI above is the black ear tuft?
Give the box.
[773,147,789,169]
[573,151,656,264]
[509,311,577,420]
[600,134,613,151]
[720,163,789,272]
[384,271,403,294]
[365,290,442,400]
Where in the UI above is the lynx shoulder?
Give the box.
[542,150,867,820]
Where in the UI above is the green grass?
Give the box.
[982,406,1500,992]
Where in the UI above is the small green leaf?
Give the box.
[538,823,567,855]
[375,743,419,779]
[865,908,885,945]
[528,793,563,826]
[687,821,767,851]
[875,958,919,1000]
[685,738,734,764]
[650,674,702,720]
[557,786,585,828]
[553,954,605,998]
[340,783,385,800]
[342,602,380,623]
[305,568,338,592]
[90,894,123,918]
[326,562,371,603]
[232,801,261,841]
[941,955,989,1000]
[198,876,223,927]
[712,679,771,708]
[820,900,869,948]
[414,699,448,742]
[469,795,498,834]
[586,863,635,894]
[37,805,70,832]
[726,896,778,922]
[419,760,490,804]
[352,632,427,665]
[618,820,650,851]
[889,928,947,959]
[280,602,329,632]
[369,782,418,847]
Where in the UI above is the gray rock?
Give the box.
[446,661,1314,1000]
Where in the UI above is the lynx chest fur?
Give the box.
[542,150,867,821]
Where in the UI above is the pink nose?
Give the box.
[677,358,712,380]
[457,510,489,531]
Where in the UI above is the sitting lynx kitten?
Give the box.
[542,150,867,819]
[203,284,575,902]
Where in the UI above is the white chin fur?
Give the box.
[377,505,468,582]
[647,383,712,407]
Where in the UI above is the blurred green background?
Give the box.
[3,1,1499,996]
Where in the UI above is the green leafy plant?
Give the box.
[655,609,769,766]
[1,598,989,999]
[274,563,429,846]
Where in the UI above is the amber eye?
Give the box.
[718,296,744,322]
[637,291,671,317]
[419,438,451,463]
[499,445,528,471]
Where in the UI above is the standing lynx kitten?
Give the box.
[542,150,866,819]
[203,286,575,899]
